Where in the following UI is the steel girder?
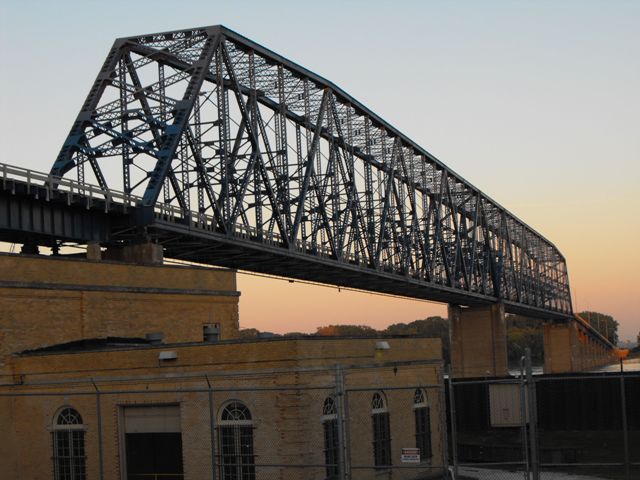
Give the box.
[49,25,573,316]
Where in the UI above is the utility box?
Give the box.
[489,383,528,427]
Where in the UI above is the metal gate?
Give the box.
[448,350,537,480]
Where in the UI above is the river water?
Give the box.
[505,357,640,377]
[593,357,640,372]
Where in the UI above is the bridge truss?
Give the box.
[48,26,572,318]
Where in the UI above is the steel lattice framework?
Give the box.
[49,26,572,317]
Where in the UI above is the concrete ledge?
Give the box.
[0,280,240,297]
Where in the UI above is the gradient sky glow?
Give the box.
[1,1,638,340]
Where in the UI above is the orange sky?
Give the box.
[236,273,446,335]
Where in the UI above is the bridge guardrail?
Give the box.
[0,163,348,261]
[0,162,139,213]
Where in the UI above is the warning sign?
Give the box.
[401,447,420,463]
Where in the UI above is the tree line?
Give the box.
[240,310,624,367]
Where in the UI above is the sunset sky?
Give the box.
[1,1,638,341]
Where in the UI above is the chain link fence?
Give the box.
[2,363,448,479]
[448,375,531,480]
[448,354,639,480]
[11,348,636,480]
[536,371,639,480]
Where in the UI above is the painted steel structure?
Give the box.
[44,25,571,318]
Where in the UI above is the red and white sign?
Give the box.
[401,447,420,463]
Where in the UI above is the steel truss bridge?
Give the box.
[1,26,573,320]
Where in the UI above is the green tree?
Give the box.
[506,315,543,366]
[579,311,619,345]
[312,317,452,362]
[314,324,378,337]
[238,328,261,339]
[384,316,450,363]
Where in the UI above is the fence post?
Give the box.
[447,365,458,479]
[438,365,449,480]
[90,379,104,480]
[619,370,630,480]
[525,348,539,480]
[335,365,348,480]
[205,375,217,480]
[519,356,530,477]
[343,370,353,479]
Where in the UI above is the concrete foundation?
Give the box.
[449,303,508,378]
[104,242,164,265]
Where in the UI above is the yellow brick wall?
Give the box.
[7,336,441,383]
[1,357,445,480]
[0,254,240,373]
[344,364,444,479]
[0,253,236,291]
[0,397,18,480]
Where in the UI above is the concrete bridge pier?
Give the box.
[89,241,164,265]
[543,320,617,374]
[544,321,582,373]
[449,303,509,378]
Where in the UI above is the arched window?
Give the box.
[52,407,86,480]
[321,396,339,480]
[219,401,255,480]
[371,392,391,467]
[413,389,432,461]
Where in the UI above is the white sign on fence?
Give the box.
[401,447,420,463]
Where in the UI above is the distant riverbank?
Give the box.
[504,357,640,377]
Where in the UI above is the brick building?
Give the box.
[0,253,446,479]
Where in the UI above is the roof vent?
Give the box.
[145,332,164,345]
[203,324,220,342]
